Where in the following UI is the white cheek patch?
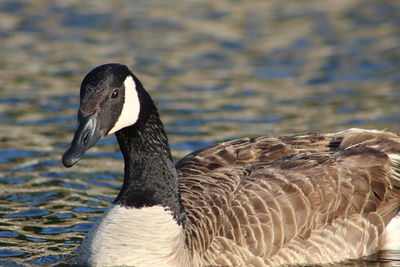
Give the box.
[108,76,140,135]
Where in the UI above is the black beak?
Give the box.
[62,111,103,167]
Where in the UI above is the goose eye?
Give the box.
[111,89,119,99]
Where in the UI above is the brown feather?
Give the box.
[176,129,400,266]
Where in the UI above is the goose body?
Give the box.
[62,64,400,267]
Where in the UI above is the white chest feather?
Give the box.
[74,205,190,267]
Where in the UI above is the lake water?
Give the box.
[0,0,399,266]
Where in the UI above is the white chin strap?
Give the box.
[108,76,140,135]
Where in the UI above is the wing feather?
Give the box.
[177,129,400,266]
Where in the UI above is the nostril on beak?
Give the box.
[83,130,90,144]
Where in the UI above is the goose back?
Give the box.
[177,129,400,266]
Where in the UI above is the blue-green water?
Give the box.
[0,0,399,266]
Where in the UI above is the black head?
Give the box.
[62,63,146,167]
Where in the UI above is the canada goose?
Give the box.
[62,63,400,267]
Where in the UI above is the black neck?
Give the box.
[113,99,185,225]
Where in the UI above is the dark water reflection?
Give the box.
[0,0,399,266]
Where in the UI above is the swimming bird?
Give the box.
[62,63,400,267]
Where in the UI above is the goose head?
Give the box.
[62,63,182,222]
[62,63,145,167]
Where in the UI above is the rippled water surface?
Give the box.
[0,0,400,266]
